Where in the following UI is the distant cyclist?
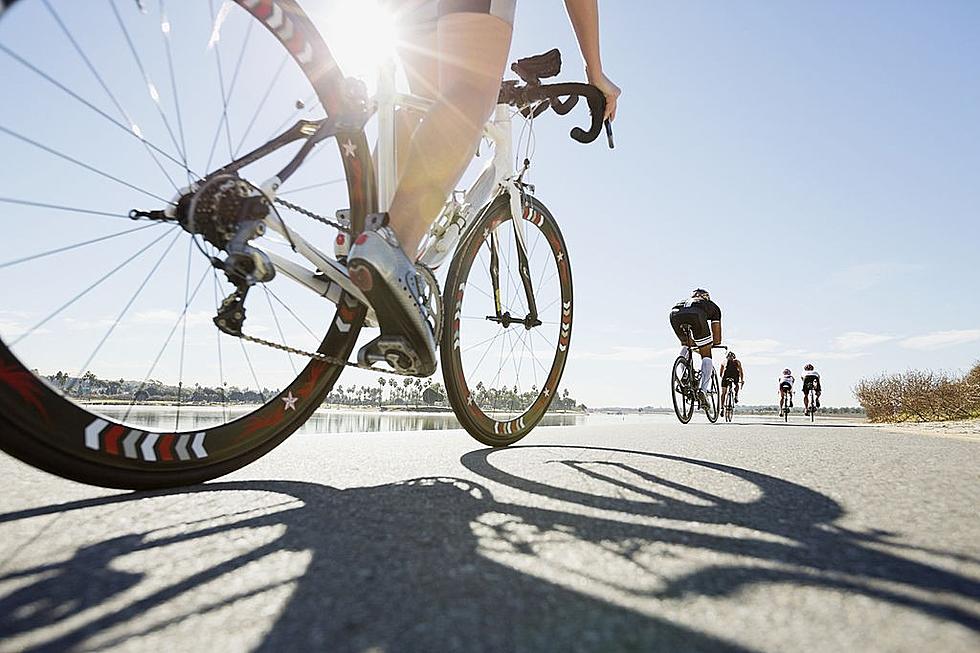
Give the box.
[802,363,822,412]
[670,289,723,403]
[778,368,795,411]
[719,351,744,407]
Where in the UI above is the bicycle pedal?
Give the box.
[357,335,426,376]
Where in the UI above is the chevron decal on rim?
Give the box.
[140,433,159,462]
[175,434,192,461]
[191,432,208,458]
[122,430,142,459]
[83,419,209,462]
[84,419,108,450]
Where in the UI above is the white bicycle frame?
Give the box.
[258,56,529,323]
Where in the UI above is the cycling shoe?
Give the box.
[348,215,437,376]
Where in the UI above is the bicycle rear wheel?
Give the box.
[671,356,695,424]
[724,388,733,422]
[705,371,720,423]
[0,1,374,488]
[441,195,572,446]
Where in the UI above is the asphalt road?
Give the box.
[0,414,977,652]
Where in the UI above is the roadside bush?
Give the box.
[854,362,980,422]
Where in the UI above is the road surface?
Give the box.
[0,415,977,652]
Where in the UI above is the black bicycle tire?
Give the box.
[0,0,374,489]
[671,356,694,424]
[706,371,720,423]
[441,195,572,446]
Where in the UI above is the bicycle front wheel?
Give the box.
[441,195,572,446]
[0,1,374,488]
[671,357,695,424]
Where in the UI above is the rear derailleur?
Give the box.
[176,174,278,337]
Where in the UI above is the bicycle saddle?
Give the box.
[511,49,562,85]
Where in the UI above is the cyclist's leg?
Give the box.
[669,311,692,359]
[388,13,514,255]
[392,22,439,176]
[696,342,714,392]
[720,379,729,406]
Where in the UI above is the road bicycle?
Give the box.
[805,386,818,422]
[0,1,611,489]
[722,379,737,423]
[779,391,792,422]
[670,325,722,424]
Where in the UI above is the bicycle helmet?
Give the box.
[727,351,736,360]
[804,363,814,371]
[692,288,710,300]
[782,368,791,375]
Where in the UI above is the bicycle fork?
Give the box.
[486,186,541,329]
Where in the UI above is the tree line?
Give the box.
[41,371,585,411]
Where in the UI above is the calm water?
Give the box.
[85,405,595,434]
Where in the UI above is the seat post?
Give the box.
[377,57,397,212]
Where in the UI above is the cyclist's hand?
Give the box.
[586,68,620,121]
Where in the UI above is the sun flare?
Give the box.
[313,0,399,85]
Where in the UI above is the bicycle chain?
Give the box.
[273,196,349,233]
[238,198,414,377]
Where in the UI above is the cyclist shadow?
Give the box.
[460,445,980,631]
[0,476,751,652]
[1,445,977,651]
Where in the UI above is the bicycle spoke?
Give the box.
[0,223,163,270]
[263,285,298,375]
[466,328,509,382]
[174,238,195,430]
[0,197,157,222]
[10,226,178,347]
[239,338,267,404]
[109,0,189,172]
[121,263,213,421]
[234,54,289,157]
[0,37,183,190]
[263,286,319,341]
[278,177,347,196]
[461,328,507,355]
[65,230,183,393]
[0,125,174,206]
[158,1,191,186]
[210,270,228,422]
[204,0,253,172]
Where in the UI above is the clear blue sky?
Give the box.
[1,1,977,409]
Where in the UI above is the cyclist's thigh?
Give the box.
[437,9,513,97]
[439,0,516,25]
[670,310,703,344]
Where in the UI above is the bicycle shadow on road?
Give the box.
[0,444,977,652]
[460,445,980,633]
[0,476,751,653]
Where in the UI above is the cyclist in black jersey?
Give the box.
[802,363,822,412]
[670,289,723,402]
[719,350,744,407]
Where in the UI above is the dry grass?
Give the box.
[854,362,980,423]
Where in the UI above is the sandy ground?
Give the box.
[873,417,980,442]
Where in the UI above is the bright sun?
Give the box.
[312,0,399,85]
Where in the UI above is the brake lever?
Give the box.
[604,119,615,149]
